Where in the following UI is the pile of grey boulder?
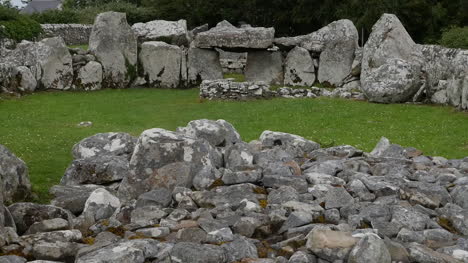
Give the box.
[0,11,467,110]
[1,119,468,262]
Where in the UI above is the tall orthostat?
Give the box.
[89,12,137,89]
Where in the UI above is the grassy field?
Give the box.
[1,88,468,202]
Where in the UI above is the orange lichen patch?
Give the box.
[0,247,31,260]
[313,214,327,224]
[128,232,150,240]
[82,237,96,245]
[438,217,460,234]
[259,199,268,208]
[101,219,110,227]
[107,226,126,237]
[283,161,302,176]
[256,240,274,258]
[253,187,268,195]
[209,179,225,189]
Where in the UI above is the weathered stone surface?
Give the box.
[76,239,168,263]
[315,19,359,86]
[361,13,423,103]
[245,51,283,85]
[0,145,31,203]
[132,19,189,45]
[0,256,27,263]
[170,242,227,263]
[194,20,274,50]
[61,155,130,186]
[348,234,391,263]
[177,119,241,147]
[89,12,137,89]
[82,188,120,222]
[260,130,320,158]
[35,37,74,90]
[200,79,275,100]
[221,236,258,262]
[408,242,462,263]
[284,47,315,87]
[139,41,185,88]
[306,229,358,261]
[50,185,102,214]
[8,203,73,234]
[0,64,37,94]
[363,58,423,103]
[187,47,223,86]
[136,188,172,208]
[24,218,69,235]
[72,132,137,160]
[75,61,103,91]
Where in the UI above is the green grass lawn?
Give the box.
[1,88,468,202]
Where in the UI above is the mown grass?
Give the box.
[1,88,468,202]
[68,44,89,50]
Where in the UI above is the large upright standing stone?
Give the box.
[284,46,315,86]
[89,12,137,89]
[36,37,74,90]
[315,20,359,86]
[187,46,223,86]
[139,41,185,88]
[245,51,283,85]
[361,14,423,103]
[0,145,31,203]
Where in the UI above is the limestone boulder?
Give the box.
[72,132,137,160]
[8,203,73,235]
[35,37,74,90]
[75,61,103,91]
[89,12,137,89]
[194,20,274,50]
[132,19,189,45]
[314,19,359,86]
[284,46,315,87]
[245,51,283,85]
[0,145,31,203]
[82,188,120,222]
[306,229,358,261]
[61,155,130,186]
[176,119,241,148]
[363,58,423,103]
[187,46,223,86]
[348,234,392,263]
[0,63,37,94]
[361,14,423,103]
[139,41,185,88]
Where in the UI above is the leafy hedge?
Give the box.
[439,26,468,49]
[29,2,157,25]
[0,5,42,41]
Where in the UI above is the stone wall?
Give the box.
[1,119,468,262]
[41,24,93,45]
[200,79,274,100]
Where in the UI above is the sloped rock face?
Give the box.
[89,11,137,89]
[284,46,315,87]
[245,51,284,85]
[0,145,31,203]
[315,19,359,86]
[361,14,424,103]
[187,47,223,86]
[419,45,468,109]
[132,19,189,46]
[75,61,103,91]
[139,41,185,88]
[0,37,73,92]
[194,20,275,50]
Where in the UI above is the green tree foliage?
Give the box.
[439,26,468,49]
[0,5,42,41]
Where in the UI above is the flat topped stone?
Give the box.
[132,19,189,46]
[194,20,275,50]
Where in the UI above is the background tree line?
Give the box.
[1,0,467,48]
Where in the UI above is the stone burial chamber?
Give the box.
[0,11,467,111]
[1,119,468,262]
